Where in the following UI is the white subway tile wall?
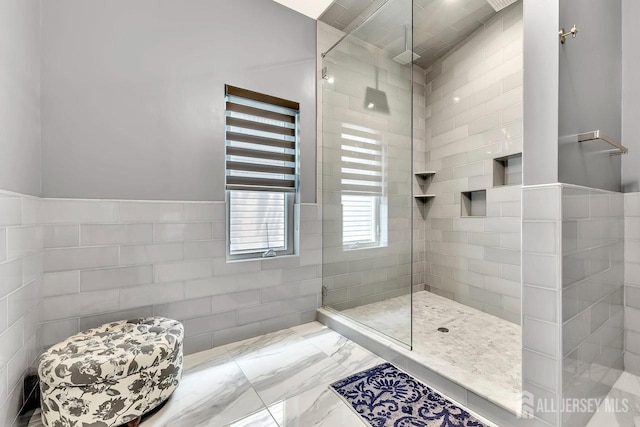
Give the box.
[561,185,624,427]
[423,2,523,324]
[37,199,322,358]
[625,192,640,375]
[0,190,43,427]
[522,184,562,426]
[523,184,625,427]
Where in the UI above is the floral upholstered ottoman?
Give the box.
[38,317,184,427]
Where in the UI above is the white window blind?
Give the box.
[229,191,287,255]
[340,123,383,195]
[225,85,299,258]
[340,123,383,248]
[342,194,378,246]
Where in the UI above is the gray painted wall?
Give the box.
[0,0,42,196]
[41,0,317,202]
[622,0,640,192]
[558,0,622,192]
[522,0,559,186]
[0,191,43,427]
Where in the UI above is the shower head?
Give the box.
[393,24,421,65]
[364,87,389,113]
[486,0,518,12]
[364,52,389,114]
[393,49,420,65]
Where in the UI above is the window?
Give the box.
[340,123,385,249]
[342,194,379,248]
[224,85,299,259]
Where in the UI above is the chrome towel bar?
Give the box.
[577,130,628,154]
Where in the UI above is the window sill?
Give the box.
[226,253,299,264]
[342,244,386,252]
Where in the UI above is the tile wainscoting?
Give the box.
[0,190,44,427]
[624,192,640,375]
[38,198,323,355]
[1,189,323,426]
[522,184,625,427]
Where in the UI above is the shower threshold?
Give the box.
[318,290,524,426]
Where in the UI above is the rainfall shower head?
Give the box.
[486,0,518,12]
[393,24,421,65]
[364,52,389,114]
[364,87,389,113]
[393,50,420,65]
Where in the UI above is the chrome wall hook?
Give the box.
[559,25,578,44]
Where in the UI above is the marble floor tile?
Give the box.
[612,371,640,396]
[26,410,44,427]
[294,324,386,373]
[587,372,640,427]
[182,345,229,370]
[225,328,300,359]
[224,408,279,427]
[230,329,350,405]
[223,326,355,406]
[267,384,366,426]
[142,348,265,426]
[27,321,491,427]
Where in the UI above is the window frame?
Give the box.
[224,85,300,261]
[226,190,296,260]
[341,193,381,250]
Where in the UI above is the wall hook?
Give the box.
[559,25,578,44]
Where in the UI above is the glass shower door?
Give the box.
[320,0,414,346]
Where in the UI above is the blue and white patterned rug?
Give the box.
[331,363,489,427]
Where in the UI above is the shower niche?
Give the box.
[461,190,487,217]
[493,153,523,186]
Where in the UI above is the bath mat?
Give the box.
[330,363,488,427]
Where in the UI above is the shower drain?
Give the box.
[437,327,449,333]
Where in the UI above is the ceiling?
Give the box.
[273,0,334,19]
[319,0,499,69]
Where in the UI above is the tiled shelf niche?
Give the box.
[461,190,487,217]
[415,171,436,203]
[415,171,436,180]
[493,153,523,186]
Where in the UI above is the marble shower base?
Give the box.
[337,290,522,414]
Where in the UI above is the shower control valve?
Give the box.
[559,25,578,44]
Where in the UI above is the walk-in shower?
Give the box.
[319,0,525,415]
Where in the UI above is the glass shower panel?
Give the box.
[320,0,414,346]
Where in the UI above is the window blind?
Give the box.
[228,191,287,254]
[225,85,299,192]
[340,123,383,195]
[340,123,383,247]
[342,194,377,246]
